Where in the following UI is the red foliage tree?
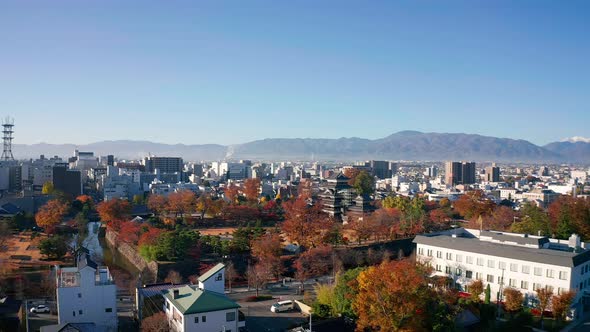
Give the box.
[294,245,334,285]
[282,196,331,248]
[118,222,142,245]
[141,312,168,332]
[453,190,495,220]
[96,199,132,224]
[147,194,168,217]
[224,184,240,204]
[243,178,261,202]
[167,190,196,218]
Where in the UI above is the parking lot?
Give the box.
[229,286,308,332]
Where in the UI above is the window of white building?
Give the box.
[487,275,494,283]
[446,252,452,260]
[522,265,530,274]
[559,271,568,280]
[534,267,542,276]
[509,279,516,287]
[521,281,528,290]
[488,260,495,268]
[477,258,484,266]
[498,261,506,270]
[456,254,463,263]
[546,269,555,278]
[437,251,442,258]
[466,256,473,264]
[510,263,518,272]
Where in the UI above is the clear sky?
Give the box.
[1,1,589,146]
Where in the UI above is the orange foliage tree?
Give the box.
[195,194,223,219]
[552,290,576,321]
[167,190,196,219]
[118,222,142,245]
[96,199,132,228]
[294,245,334,285]
[35,199,70,234]
[282,196,331,248]
[343,168,361,186]
[141,312,168,332]
[75,195,93,205]
[243,178,261,202]
[453,190,495,220]
[147,194,168,218]
[353,259,435,331]
[251,232,283,278]
[503,288,524,315]
[224,184,240,204]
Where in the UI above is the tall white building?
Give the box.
[414,228,590,319]
[56,254,117,331]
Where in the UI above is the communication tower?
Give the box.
[2,117,14,161]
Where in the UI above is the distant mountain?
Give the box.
[11,132,588,163]
[14,141,226,161]
[230,131,561,162]
[543,141,590,163]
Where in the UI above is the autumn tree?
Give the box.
[468,279,484,303]
[118,222,142,245]
[35,199,70,234]
[503,288,524,316]
[251,232,283,278]
[343,168,361,186]
[247,262,272,297]
[97,199,132,225]
[167,190,196,219]
[224,184,240,204]
[164,270,183,284]
[41,181,55,195]
[282,196,331,248]
[147,194,168,218]
[536,288,553,327]
[294,246,334,286]
[243,178,261,202]
[353,259,447,331]
[225,262,238,293]
[141,312,168,332]
[195,194,223,219]
[346,219,374,244]
[453,190,495,220]
[552,290,576,321]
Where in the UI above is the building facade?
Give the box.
[415,229,590,319]
[56,254,117,331]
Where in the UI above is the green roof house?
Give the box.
[162,263,244,332]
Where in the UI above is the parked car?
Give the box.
[30,305,50,314]
[270,300,294,313]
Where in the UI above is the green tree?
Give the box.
[39,236,68,259]
[353,171,375,196]
[42,181,55,195]
[485,284,491,304]
[333,267,364,318]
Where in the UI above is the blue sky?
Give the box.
[1,1,589,146]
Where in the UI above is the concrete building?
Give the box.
[415,229,590,319]
[367,160,390,179]
[52,164,82,197]
[56,254,117,331]
[445,161,476,186]
[143,156,183,174]
[163,263,245,332]
[485,165,501,182]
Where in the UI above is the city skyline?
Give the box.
[2,1,589,145]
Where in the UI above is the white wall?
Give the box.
[57,267,117,331]
[417,243,576,305]
[165,299,240,332]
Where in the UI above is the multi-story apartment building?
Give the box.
[56,254,117,331]
[143,156,183,174]
[415,228,590,319]
[445,161,476,186]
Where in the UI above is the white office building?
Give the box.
[56,254,117,331]
[415,228,590,319]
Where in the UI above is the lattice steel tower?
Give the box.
[2,117,14,161]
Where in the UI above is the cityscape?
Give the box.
[1,2,590,332]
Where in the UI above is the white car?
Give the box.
[270,300,294,313]
[30,305,50,314]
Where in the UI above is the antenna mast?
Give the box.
[1,117,14,161]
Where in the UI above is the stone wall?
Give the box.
[105,229,158,281]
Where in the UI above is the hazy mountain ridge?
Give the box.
[12,132,590,163]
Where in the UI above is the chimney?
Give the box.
[569,234,581,249]
[173,289,180,299]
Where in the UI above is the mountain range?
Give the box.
[12,131,590,163]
